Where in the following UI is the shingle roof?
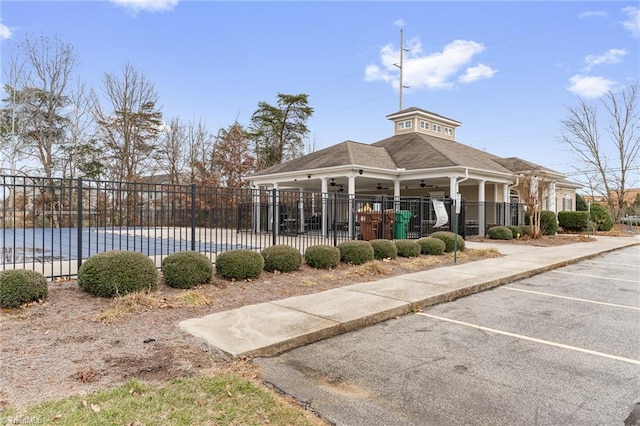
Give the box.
[250,133,559,178]
[493,157,560,175]
[371,133,513,173]
[251,140,397,176]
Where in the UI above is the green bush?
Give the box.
[261,245,302,273]
[0,269,48,308]
[394,240,421,258]
[558,211,589,232]
[429,231,465,252]
[304,245,341,269]
[161,251,213,289]
[519,225,531,236]
[589,203,614,231]
[369,239,398,260]
[78,251,158,298]
[416,237,446,255]
[488,226,513,240]
[337,240,374,265]
[507,225,523,239]
[215,249,264,281]
[540,210,558,235]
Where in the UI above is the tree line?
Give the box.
[0,34,314,187]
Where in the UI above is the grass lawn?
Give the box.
[1,374,324,425]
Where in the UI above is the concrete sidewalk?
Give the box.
[179,236,639,359]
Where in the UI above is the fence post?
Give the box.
[333,192,338,246]
[77,177,83,269]
[272,189,277,246]
[191,184,196,251]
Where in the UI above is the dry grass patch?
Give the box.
[467,248,502,258]
[347,261,392,277]
[92,292,159,323]
[402,256,443,270]
[166,290,212,307]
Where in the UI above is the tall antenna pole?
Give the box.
[399,28,404,111]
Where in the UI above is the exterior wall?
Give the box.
[392,114,456,140]
[556,187,576,212]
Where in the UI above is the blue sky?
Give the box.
[1,1,638,178]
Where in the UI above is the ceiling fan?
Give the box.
[420,180,437,189]
[330,178,337,187]
[376,183,389,190]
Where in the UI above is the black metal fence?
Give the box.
[1,175,520,278]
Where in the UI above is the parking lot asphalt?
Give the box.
[255,246,640,426]
[180,236,639,359]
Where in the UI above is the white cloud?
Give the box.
[365,37,494,90]
[459,64,497,84]
[110,0,179,14]
[621,6,640,37]
[583,48,627,71]
[579,11,607,19]
[0,23,12,40]
[567,75,616,98]
[393,19,405,28]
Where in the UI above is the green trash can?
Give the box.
[393,210,412,239]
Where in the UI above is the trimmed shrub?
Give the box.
[589,203,614,231]
[429,231,465,252]
[304,245,341,270]
[507,225,523,239]
[540,210,558,235]
[261,245,302,273]
[519,225,531,236]
[337,240,374,265]
[0,269,48,308]
[369,239,398,260]
[394,240,421,258]
[488,226,513,240]
[215,249,264,280]
[417,237,446,255]
[162,251,213,289]
[78,251,158,298]
[558,211,589,232]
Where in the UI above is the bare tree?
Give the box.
[156,116,186,185]
[60,81,103,180]
[185,118,217,186]
[514,172,556,238]
[560,83,640,220]
[0,54,29,175]
[211,122,255,188]
[93,62,163,182]
[2,35,77,178]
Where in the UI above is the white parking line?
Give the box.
[586,260,640,267]
[417,313,640,365]
[552,270,640,284]
[502,287,640,310]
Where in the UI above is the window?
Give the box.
[432,124,442,133]
[444,127,453,136]
[563,197,572,211]
[420,120,429,129]
[397,120,412,130]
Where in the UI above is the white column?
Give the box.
[348,175,356,237]
[549,182,556,214]
[298,188,305,233]
[321,178,328,237]
[503,183,510,226]
[253,185,260,233]
[478,180,486,237]
[393,180,401,211]
[449,176,458,197]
